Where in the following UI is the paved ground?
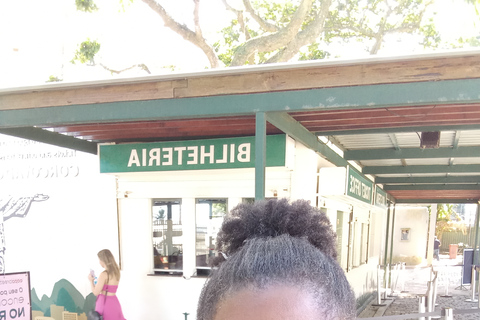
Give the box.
[358,254,480,319]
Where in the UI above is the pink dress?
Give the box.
[95,284,126,320]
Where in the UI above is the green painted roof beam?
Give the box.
[396,199,479,204]
[265,112,348,168]
[364,164,480,175]
[315,124,480,136]
[345,146,480,161]
[0,127,98,155]
[2,78,480,128]
[384,184,480,191]
[377,176,480,184]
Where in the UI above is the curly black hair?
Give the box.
[197,198,355,320]
[211,198,337,266]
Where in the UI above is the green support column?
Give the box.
[389,204,396,268]
[383,203,392,288]
[473,203,480,265]
[384,203,391,267]
[387,204,396,285]
[255,112,266,201]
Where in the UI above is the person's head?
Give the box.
[97,249,121,280]
[197,199,355,320]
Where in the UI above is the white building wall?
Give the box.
[346,259,379,301]
[0,135,118,298]
[317,168,387,302]
[370,208,388,265]
[317,199,386,302]
[391,206,429,263]
[116,167,293,320]
[290,143,317,204]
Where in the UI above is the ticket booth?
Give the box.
[99,134,333,319]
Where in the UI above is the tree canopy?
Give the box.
[433,204,467,240]
[66,0,479,78]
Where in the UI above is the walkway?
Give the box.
[359,254,480,319]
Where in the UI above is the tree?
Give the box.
[70,0,152,75]
[70,0,479,74]
[434,203,467,240]
[137,0,443,66]
[326,0,438,54]
[465,0,480,15]
[71,39,101,65]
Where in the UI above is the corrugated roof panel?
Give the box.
[334,134,393,150]
[397,172,450,177]
[392,132,422,148]
[458,130,480,146]
[446,172,480,176]
[405,158,450,165]
[437,131,456,147]
[451,157,480,165]
[374,173,447,178]
[358,159,404,166]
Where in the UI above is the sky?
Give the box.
[0,0,479,89]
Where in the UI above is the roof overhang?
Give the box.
[2,49,480,204]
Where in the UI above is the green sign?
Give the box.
[100,135,287,173]
[374,186,388,208]
[346,166,373,204]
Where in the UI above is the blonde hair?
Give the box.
[98,249,121,281]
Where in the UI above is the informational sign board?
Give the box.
[345,166,373,205]
[318,166,374,206]
[462,249,479,285]
[0,272,31,320]
[374,186,387,209]
[100,134,288,173]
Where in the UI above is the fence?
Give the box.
[440,227,475,252]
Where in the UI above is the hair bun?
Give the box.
[213,199,337,266]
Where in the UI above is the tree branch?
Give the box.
[100,63,151,74]
[141,0,221,68]
[222,0,250,40]
[266,0,332,63]
[242,0,279,32]
[193,0,202,38]
[230,0,314,66]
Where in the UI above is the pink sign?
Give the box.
[0,272,30,320]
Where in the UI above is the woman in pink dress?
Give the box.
[88,249,126,320]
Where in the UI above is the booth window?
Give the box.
[242,198,276,204]
[152,199,183,274]
[361,222,369,263]
[349,219,370,270]
[195,198,227,274]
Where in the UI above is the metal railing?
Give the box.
[364,263,480,320]
[361,307,480,320]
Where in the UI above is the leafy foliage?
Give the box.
[75,0,98,13]
[254,0,298,27]
[46,75,62,83]
[71,39,101,65]
[327,0,436,54]
[298,43,331,60]
[70,0,480,72]
[212,0,444,66]
[212,202,227,218]
[465,0,480,15]
[453,36,480,48]
[419,19,441,48]
[433,204,467,240]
